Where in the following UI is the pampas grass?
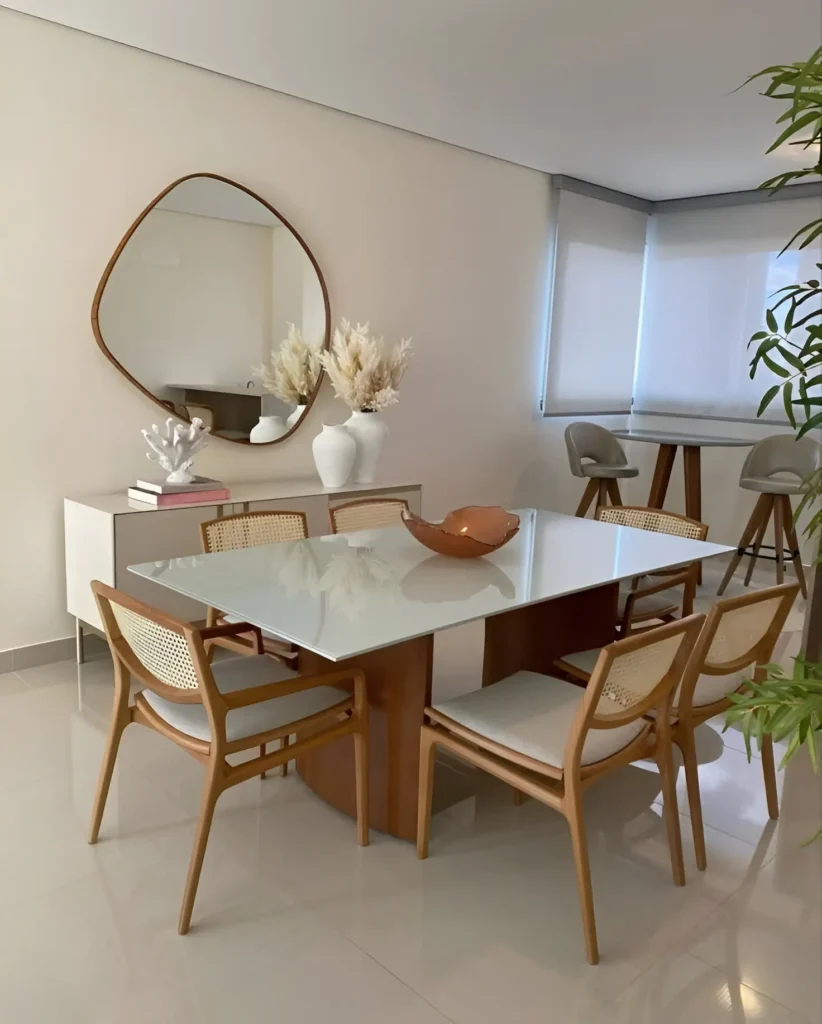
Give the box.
[257,324,322,405]
[322,319,412,412]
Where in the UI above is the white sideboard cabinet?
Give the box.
[65,478,421,661]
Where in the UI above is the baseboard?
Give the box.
[1,632,108,674]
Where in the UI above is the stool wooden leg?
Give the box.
[605,480,623,507]
[781,495,808,598]
[744,499,770,586]
[773,496,785,585]
[594,480,609,517]
[718,495,770,596]
[575,479,598,518]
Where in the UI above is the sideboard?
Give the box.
[65,478,422,662]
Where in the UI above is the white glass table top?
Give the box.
[611,428,755,447]
[129,509,732,661]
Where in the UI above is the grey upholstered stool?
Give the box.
[717,434,820,598]
[565,423,639,518]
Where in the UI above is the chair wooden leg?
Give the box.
[353,724,370,847]
[760,733,780,820]
[605,479,622,507]
[718,495,769,596]
[678,730,707,871]
[178,762,223,935]
[260,743,266,779]
[744,500,770,587]
[781,495,808,599]
[594,480,609,517]
[280,734,290,777]
[575,479,598,518]
[773,495,785,585]
[512,788,526,805]
[656,723,686,887]
[416,727,437,860]
[565,789,599,965]
[88,663,131,845]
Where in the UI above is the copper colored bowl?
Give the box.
[401,506,520,558]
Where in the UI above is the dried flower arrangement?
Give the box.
[256,324,323,406]
[321,319,412,412]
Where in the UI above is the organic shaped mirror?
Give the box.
[92,173,330,444]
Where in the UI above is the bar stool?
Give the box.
[717,435,820,598]
[565,423,639,517]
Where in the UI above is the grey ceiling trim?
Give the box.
[553,175,653,215]
[654,182,822,213]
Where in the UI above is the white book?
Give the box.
[135,476,224,495]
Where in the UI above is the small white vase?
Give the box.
[287,403,307,429]
[312,424,356,488]
[249,415,287,443]
[346,410,387,484]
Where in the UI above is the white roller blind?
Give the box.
[543,189,649,415]
[633,198,822,422]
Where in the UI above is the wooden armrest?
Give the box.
[629,570,690,600]
[222,667,366,710]
[200,621,264,654]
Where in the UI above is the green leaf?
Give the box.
[783,382,797,426]
[778,345,806,372]
[758,384,781,416]
[766,308,779,332]
[797,410,822,438]
[761,353,791,378]
[766,110,822,153]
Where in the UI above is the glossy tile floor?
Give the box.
[1,564,819,1023]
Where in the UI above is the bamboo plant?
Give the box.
[724,47,822,833]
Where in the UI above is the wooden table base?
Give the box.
[296,585,618,841]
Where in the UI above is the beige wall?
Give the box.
[0,11,556,650]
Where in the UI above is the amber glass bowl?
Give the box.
[401,506,520,558]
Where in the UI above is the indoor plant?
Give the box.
[321,319,412,483]
[725,45,822,840]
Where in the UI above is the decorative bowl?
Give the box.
[401,506,520,559]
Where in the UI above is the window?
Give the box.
[542,187,649,416]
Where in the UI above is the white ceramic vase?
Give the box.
[249,415,287,443]
[287,403,307,429]
[312,424,356,488]
[346,410,388,484]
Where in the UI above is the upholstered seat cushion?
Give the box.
[430,671,645,768]
[617,582,681,618]
[142,655,349,742]
[740,475,805,495]
[581,463,639,479]
[558,649,740,709]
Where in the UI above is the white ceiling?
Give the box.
[6,0,821,199]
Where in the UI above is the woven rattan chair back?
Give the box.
[329,498,409,534]
[201,510,308,553]
[596,506,708,541]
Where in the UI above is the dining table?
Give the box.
[129,509,732,842]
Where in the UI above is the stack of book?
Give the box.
[127,477,230,507]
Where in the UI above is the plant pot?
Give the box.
[249,415,287,443]
[287,403,308,429]
[312,424,356,488]
[346,410,387,484]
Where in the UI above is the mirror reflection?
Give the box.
[94,174,329,444]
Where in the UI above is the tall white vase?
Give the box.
[287,404,307,429]
[249,415,287,443]
[346,410,388,484]
[312,424,356,488]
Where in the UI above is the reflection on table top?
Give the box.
[611,428,756,448]
[129,509,732,662]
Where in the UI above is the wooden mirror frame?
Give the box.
[91,172,331,446]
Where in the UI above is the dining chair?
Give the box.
[565,422,639,518]
[717,435,820,599]
[329,497,409,534]
[417,614,705,965]
[88,581,369,935]
[554,583,799,872]
[596,506,707,635]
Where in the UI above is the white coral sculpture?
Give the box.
[256,324,323,406]
[321,319,412,412]
[142,417,210,484]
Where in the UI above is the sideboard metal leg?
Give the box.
[76,618,85,665]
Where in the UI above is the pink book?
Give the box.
[128,487,230,507]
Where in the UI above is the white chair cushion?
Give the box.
[142,654,349,742]
[431,671,645,768]
[559,648,743,709]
